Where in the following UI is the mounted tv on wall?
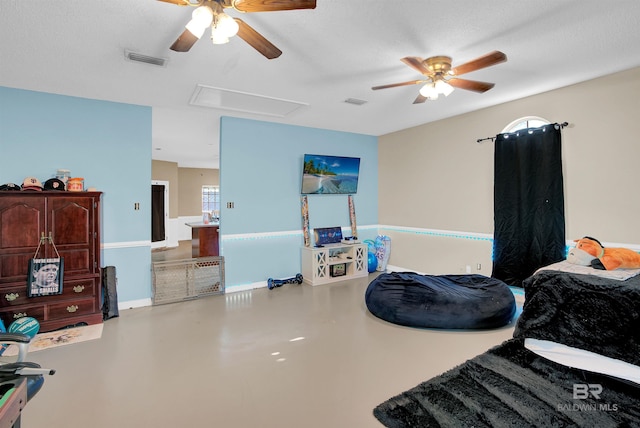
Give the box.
[301,154,360,194]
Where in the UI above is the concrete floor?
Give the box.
[21,253,520,428]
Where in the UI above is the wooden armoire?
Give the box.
[0,192,103,332]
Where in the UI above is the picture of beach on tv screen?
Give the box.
[301,154,360,194]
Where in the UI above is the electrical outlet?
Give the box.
[226,202,234,209]
[477,263,482,270]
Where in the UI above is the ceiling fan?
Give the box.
[372,51,507,104]
[159,0,316,59]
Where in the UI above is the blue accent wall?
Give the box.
[0,87,152,302]
[219,117,378,288]
[0,88,377,301]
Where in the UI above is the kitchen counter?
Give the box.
[185,222,219,257]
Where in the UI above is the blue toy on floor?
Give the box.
[363,240,378,273]
[367,252,378,273]
[268,273,303,289]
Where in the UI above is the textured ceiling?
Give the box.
[2,1,640,168]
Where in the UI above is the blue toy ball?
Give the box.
[8,317,40,339]
[367,252,378,273]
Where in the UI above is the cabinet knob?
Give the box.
[67,305,79,313]
[4,293,19,302]
[13,313,27,319]
[73,285,85,293]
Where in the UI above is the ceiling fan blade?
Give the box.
[157,0,193,5]
[231,0,316,12]
[448,78,495,93]
[451,51,507,76]
[400,57,429,75]
[235,18,282,59]
[413,94,428,104]
[170,28,199,52]
[372,80,425,90]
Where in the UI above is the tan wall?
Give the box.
[152,161,220,218]
[178,167,219,217]
[379,66,640,274]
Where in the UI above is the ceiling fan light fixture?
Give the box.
[165,0,315,57]
[374,51,506,104]
[215,13,240,38]
[435,79,454,96]
[419,83,438,100]
[210,12,239,44]
[185,5,214,39]
[211,32,230,44]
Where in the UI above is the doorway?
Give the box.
[151,180,169,249]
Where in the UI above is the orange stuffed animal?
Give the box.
[574,236,640,270]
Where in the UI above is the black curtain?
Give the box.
[151,185,165,243]
[492,124,565,287]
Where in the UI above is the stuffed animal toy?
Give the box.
[573,236,640,270]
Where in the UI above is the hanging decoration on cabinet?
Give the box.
[28,233,64,297]
[301,195,311,247]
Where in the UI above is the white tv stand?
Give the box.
[301,243,368,286]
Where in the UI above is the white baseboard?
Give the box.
[116,283,267,312]
[118,298,152,310]
[226,281,268,293]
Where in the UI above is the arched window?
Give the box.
[502,116,550,133]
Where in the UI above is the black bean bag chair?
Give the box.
[365,272,516,329]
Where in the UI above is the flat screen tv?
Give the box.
[301,154,360,194]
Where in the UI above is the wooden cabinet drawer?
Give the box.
[61,278,96,299]
[1,296,97,322]
[0,305,45,323]
[0,298,98,332]
[0,287,30,307]
[47,298,96,320]
[0,277,96,307]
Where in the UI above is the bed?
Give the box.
[515,260,640,381]
[373,261,640,427]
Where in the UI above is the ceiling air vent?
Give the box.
[344,98,367,106]
[124,50,168,67]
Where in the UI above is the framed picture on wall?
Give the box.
[28,258,64,297]
[301,154,360,194]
